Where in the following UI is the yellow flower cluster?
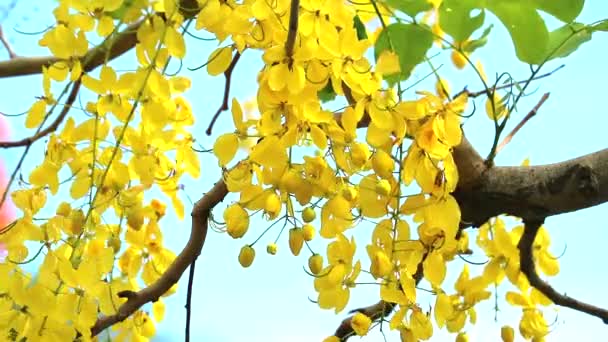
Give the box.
[0,0,561,340]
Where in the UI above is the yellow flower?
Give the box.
[451,50,468,69]
[213,133,239,166]
[485,93,508,120]
[351,312,372,336]
[376,50,401,76]
[371,149,394,179]
[224,204,249,238]
[375,179,391,196]
[302,224,316,241]
[436,78,451,99]
[368,247,392,279]
[264,193,282,220]
[323,336,340,342]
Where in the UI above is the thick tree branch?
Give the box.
[90,180,228,336]
[0,21,141,78]
[519,219,608,323]
[455,148,608,227]
[0,0,205,78]
[334,301,396,340]
[452,135,485,191]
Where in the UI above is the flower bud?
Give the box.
[301,207,316,223]
[288,228,304,256]
[238,245,255,268]
[266,243,278,255]
[308,254,323,275]
[302,224,315,241]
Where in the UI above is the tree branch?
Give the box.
[333,252,427,341]
[90,180,228,337]
[454,148,608,227]
[519,219,608,323]
[452,135,485,191]
[495,93,549,155]
[334,301,396,341]
[205,51,241,135]
[0,0,206,79]
[0,79,81,148]
[0,21,141,78]
[285,0,300,58]
[455,64,565,99]
[184,257,197,342]
[0,26,17,59]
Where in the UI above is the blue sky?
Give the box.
[0,1,607,341]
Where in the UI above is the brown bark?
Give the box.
[0,21,141,78]
[519,219,608,324]
[455,147,608,227]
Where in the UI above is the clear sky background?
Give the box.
[0,1,607,341]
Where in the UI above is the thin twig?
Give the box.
[285,0,300,58]
[205,52,241,135]
[0,79,81,211]
[91,180,228,336]
[457,64,564,99]
[333,250,428,341]
[185,257,197,342]
[519,219,608,324]
[495,92,549,155]
[0,26,17,58]
[0,80,82,148]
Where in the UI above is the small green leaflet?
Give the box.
[374,23,433,85]
[108,0,135,20]
[438,0,587,64]
[591,20,608,32]
[353,15,368,41]
[545,23,592,60]
[318,82,337,103]
[463,25,493,54]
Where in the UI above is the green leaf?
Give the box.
[374,23,433,85]
[462,25,493,54]
[108,0,135,20]
[353,15,368,41]
[386,0,432,17]
[545,23,592,60]
[590,19,608,32]
[318,82,337,103]
[486,1,549,64]
[531,0,585,23]
[438,0,485,41]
